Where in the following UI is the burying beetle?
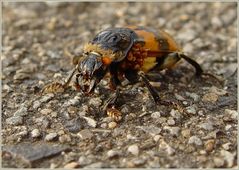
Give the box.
[43,26,222,121]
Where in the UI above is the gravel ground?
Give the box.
[2,2,237,168]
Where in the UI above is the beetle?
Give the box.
[43,26,219,120]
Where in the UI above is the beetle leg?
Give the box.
[179,53,224,84]
[179,53,203,76]
[41,65,78,94]
[101,64,122,121]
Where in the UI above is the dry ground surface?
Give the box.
[2,2,238,168]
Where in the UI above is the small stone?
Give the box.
[198,122,214,131]
[45,132,58,141]
[209,86,227,96]
[202,93,218,103]
[78,129,93,139]
[151,111,161,119]
[205,139,215,152]
[40,108,52,115]
[68,98,80,106]
[181,129,191,138]
[13,107,28,117]
[163,126,180,137]
[89,98,102,107]
[225,109,238,120]
[158,139,175,156]
[64,162,79,168]
[107,150,121,158]
[108,122,117,129]
[59,134,71,143]
[174,93,185,101]
[67,106,78,114]
[78,156,91,166]
[31,129,41,138]
[170,109,182,120]
[132,158,146,166]
[85,162,104,168]
[6,116,23,125]
[185,92,200,102]
[186,105,197,115]
[127,144,139,156]
[188,136,203,146]
[220,150,236,168]
[153,135,162,142]
[33,100,41,109]
[3,143,69,164]
[82,116,97,128]
[213,157,224,167]
[137,125,161,136]
[51,112,58,118]
[167,118,175,126]
[225,125,232,131]
[222,143,231,150]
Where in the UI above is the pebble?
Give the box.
[107,150,121,158]
[45,132,58,141]
[225,125,232,131]
[78,156,91,166]
[170,109,182,120]
[127,144,139,156]
[33,100,41,109]
[174,93,185,101]
[188,136,203,146]
[137,126,161,136]
[202,93,218,103]
[78,129,93,139]
[158,139,175,156]
[40,108,52,115]
[213,157,224,167]
[198,122,214,131]
[224,109,238,120]
[89,97,102,107]
[67,106,78,114]
[167,118,175,126]
[13,106,28,117]
[151,111,161,119]
[68,98,80,106]
[209,86,227,96]
[220,150,236,167]
[185,105,197,115]
[181,129,191,138]
[6,116,23,125]
[153,135,162,142]
[108,122,117,129]
[222,142,231,150]
[185,92,200,102]
[59,134,71,143]
[163,126,180,137]
[82,116,97,128]
[205,139,215,152]
[64,162,79,168]
[31,129,41,138]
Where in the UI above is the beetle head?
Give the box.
[76,52,106,93]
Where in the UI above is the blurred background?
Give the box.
[2,2,237,168]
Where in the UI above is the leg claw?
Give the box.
[41,82,65,94]
[107,107,122,122]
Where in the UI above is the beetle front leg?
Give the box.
[42,65,78,94]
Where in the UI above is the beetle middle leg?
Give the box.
[102,64,122,122]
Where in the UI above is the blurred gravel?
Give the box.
[2,2,237,168]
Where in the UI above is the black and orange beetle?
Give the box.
[43,26,219,120]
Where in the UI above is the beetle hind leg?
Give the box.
[179,53,224,84]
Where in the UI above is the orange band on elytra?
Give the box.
[102,56,112,65]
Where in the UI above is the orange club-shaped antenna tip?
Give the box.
[102,56,112,65]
